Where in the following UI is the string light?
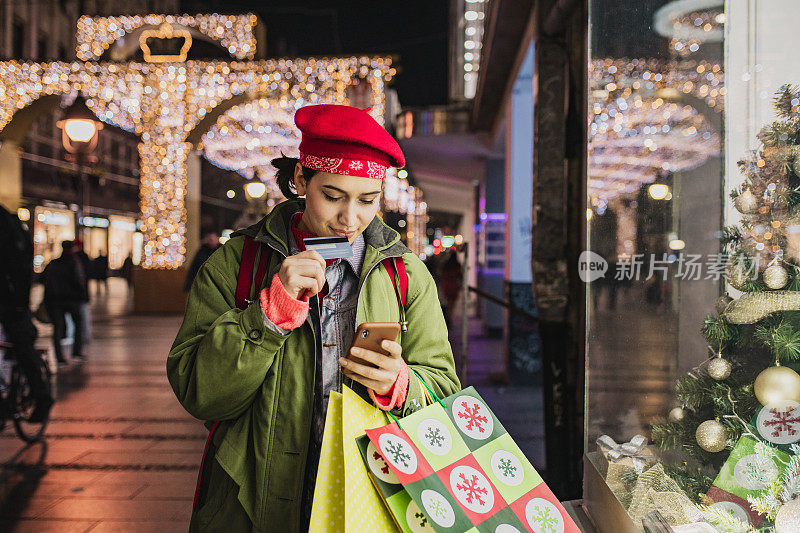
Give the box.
[0,22,396,269]
[76,14,259,61]
[589,58,724,200]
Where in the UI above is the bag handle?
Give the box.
[385,369,445,431]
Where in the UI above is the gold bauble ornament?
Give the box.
[726,261,750,290]
[708,357,732,381]
[775,498,800,533]
[696,419,729,452]
[734,189,759,214]
[764,263,789,290]
[754,365,800,406]
[668,406,686,423]
[716,296,733,315]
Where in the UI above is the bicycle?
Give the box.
[0,341,52,442]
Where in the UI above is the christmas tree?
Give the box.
[651,85,800,530]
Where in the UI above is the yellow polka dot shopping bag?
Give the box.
[362,371,581,533]
[310,386,400,532]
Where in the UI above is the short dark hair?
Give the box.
[271,156,317,199]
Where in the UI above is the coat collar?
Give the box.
[233,198,411,261]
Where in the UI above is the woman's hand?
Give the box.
[278,250,326,300]
[339,340,404,395]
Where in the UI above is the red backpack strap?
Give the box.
[382,256,408,326]
[235,237,258,310]
[395,255,408,307]
[252,246,270,302]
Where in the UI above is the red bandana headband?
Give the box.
[298,153,388,180]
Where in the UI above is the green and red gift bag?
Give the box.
[365,385,580,533]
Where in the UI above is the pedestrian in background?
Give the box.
[42,241,87,365]
[93,253,109,294]
[439,250,463,328]
[120,255,134,290]
[0,204,53,421]
[71,238,92,343]
[183,231,220,292]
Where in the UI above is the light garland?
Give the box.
[588,58,724,200]
[653,1,724,57]
[76,14,259,61]
[0,55,395,268]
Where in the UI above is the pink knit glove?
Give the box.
[369,360,409,411]
[259,273,310,330]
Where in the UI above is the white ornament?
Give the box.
[416,419,453,456]
[449,465,494,514]
[756,400,800,445]
[366,440,400,484]
[420,489,455,528]
[378,433,418,475]
[776,498,800,533]
[490,449,525,487]
[525,498,565,533]
[733,454,779,490]
[452,395,494,440]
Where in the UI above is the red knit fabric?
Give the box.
[294,105,405,179]
[369,360,409,411]
[260,273,309,330]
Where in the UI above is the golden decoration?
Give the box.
[754,365,800,406]
[668,406,686,423]
[139,23,193,63]
[715,295,732,315]
[775,498,800,533]
[764,263,790,289]
[723,291,800,324]
[695,419,729,452]
[734,188,758,214]
[707,356,732,380]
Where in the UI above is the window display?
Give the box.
[585,1,800,531]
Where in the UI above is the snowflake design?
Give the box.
[385,439,412,468]
[428,499,447,520]
[530,505,559,533]
[424,427,445,448]
[497,458,517,478]
[458,401,489,433]
[349,160,364,170]
[763,407,800,437]
[372,451,390,474]
[455,472,489,506]
[414,512,428,527]
[742,462,771,485]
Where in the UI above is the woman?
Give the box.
[167,104,460,532]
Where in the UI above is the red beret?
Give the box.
[295,104,405,179]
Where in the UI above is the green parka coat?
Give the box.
[167,199,461,532]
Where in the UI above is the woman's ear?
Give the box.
[294,163,307,196]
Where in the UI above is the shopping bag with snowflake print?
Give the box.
[705,435,791,527]
[366,384,580,533]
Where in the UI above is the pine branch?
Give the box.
[755,317,800,362]
[703,316,739,348]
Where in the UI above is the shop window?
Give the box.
[584,2,800,531]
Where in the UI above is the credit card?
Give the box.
[303,236,353,260]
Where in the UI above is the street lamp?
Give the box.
[57,94,103,228]
[244,180,267,200]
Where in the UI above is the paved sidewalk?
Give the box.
[0,279,202,531]
[0,279,543,531]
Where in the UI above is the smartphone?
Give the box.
[348,322,401,367]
